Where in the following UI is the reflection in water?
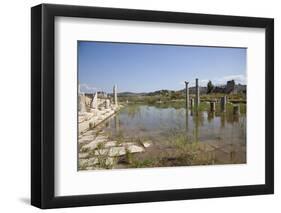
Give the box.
[105,103,246,143]
[207,112,215,123]
[193,112,199,143]
[185,110,189,132]
[221,113,226,128]
[114,114,120,133]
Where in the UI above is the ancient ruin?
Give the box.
[78,85,122,134]
[184,79,241,115]
[78,84,151,169]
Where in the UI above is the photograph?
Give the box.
[77,41,247,171]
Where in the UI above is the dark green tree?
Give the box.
[207,80,214,94]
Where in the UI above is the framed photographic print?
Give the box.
[31,4,274,209]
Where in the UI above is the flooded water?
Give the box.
[99,102,246,167]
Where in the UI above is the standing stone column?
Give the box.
[195,78,200,108]
[113,85,118,106]
[105,99,110,109]
[79,94,86,113]
[220,96,227,112]
[185,81,189,109]
[78,83,86,113]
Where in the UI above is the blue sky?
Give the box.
[78,41,246,93]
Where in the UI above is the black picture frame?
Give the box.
[31,3,274,209]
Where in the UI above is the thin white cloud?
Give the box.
[179,74,246,88]
[179,81,185,86]
[180,79,209,87]
[79,83,99,93]
[199,79,209,86]
[214,74,247,85]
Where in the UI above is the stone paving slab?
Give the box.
[81,140,104,151]
[95,147,126,157]
[127,145,145,153]
[142,141,152,148]
[198,143,215,152]
[80,135,95,141]
[79,152,90,159]
[83,130,96,136]
[79,157,99,167]
[104,141,117,148]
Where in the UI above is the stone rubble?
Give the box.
[77,84,151,170]
[78,130,152,169]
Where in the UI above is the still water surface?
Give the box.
[100,102,246,166]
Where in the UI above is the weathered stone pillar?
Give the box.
[185,81,189,109]
[91,92,98,109]
[210,102,216,112]
[105,99,110,109]
[220,96,227,112]
[233,105,240,115]
[79,94,87,113]
[113,85,118,106]
[195,78,200,107]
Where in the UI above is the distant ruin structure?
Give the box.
[212,80,245,94]
[225,80,236,94]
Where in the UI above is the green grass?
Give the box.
[119,93,246,105]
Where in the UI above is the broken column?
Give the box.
[195,78,200,108]
[105,99,110,109]
[91,92,98,109]
[113,85,118,106]
[220,96,227,112]
[185,81,189,109]
[79,94,87,113]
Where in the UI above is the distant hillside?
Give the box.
[107,80,246,97]
[114,92,147,97]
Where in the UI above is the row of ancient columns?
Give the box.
[185,78,200,110]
